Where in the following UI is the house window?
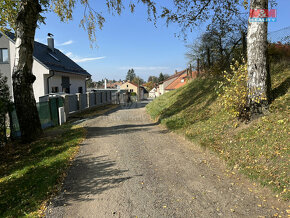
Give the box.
[78,87,83,94]
[51,87,59,93]
[181,79,184,83]
[130,89,133,93]
[0,48,8,63]
[62,87,70,93]
[127,85,129,87]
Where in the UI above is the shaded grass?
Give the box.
[0,124,86,217]
[146,65,289,200]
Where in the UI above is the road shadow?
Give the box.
[71,100,151,126]
[119,100,150,110]
[48,155,135,209]
[86,123,160,139]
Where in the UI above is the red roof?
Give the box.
[165,72,188,90]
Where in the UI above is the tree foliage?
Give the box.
[218,60,248,119]
[186,16,247,75]
[132,76,144,85]
[148,75,158,83]
[86,77,96,89]
[126,68,136,81]
[161,0,243,39]
[0,73,11,145]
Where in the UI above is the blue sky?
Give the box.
[35,0,290,81]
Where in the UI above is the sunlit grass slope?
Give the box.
[146,63,289,200]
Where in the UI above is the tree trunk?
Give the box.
[247,0,270,117]
[241,30,247,58]
[206,47,211,68]
[197,58,200,77]
[12,0,43,143]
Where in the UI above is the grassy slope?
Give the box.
[146,63,289,200]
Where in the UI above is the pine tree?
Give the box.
[158,73,165,82]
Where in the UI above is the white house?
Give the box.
[157,70,187,96]
[149,87,157,98]
[0,32,91,102]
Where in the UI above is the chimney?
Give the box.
[104,78,107,89]
[47,33,54,52]
[175,70,178,74]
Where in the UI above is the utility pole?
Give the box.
[138,78,140,102]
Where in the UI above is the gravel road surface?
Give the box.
[46,101,287,218]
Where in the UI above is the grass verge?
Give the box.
[0,104,118,217]
[146,63,289,200]
[0,124,86,217]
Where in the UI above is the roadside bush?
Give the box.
[217,60,247,119]
[0,73,10,146]
[269,42,290,63]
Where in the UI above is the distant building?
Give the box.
[149,87,157,98]
[154,69,198,97]
[106,81,123,90]
[120,81,147,100]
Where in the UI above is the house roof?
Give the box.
[140,86,148,93]
[165,72,188,90]
[3,32,90,76]
[122,81,138,87]
[159,70,187,84]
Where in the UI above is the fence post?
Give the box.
[64,95,70,120]
[58,107,66,125]
[77,93,82,111]
[87,92,90,108]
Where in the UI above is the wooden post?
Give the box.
[189,64,192,78]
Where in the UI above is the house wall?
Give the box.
[0,34,12,95]
[48,72,87,95]
[33,60,49,101]
[120,82,138,93]
[159,77,177,95]
[149,88,157,98]
[10,40,49,101]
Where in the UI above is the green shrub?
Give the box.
[0,73,10,145]
[218,60,247,118]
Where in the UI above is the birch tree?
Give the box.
[247,0,271,116]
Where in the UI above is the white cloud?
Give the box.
[65,52,73,57]
[73,56,106,63]
[59,40,74,46]
[119,66,169,70]
[64,51,105,63]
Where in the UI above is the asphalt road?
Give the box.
[46,100,287,218]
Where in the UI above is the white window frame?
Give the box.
[0,48,9,63]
